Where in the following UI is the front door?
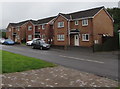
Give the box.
[74,35,79,46]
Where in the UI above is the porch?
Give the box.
[70,29,80,46]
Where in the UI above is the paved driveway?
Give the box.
[1,44,119,80]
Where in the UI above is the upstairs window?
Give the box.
[28,26,32,31]
[82,34,89,41]
[82,19,88,26]
[17,27,20,31]
[58,22,64,28]
[75,20,79,25]
[42,24,45,30]
[9,28,11,32]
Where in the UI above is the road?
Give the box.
[1,44,119,80]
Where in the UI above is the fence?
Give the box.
[93,34,119,52]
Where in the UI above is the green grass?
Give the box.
[1,50,56,73]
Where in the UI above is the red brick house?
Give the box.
[25,17,55,43]
[6,20,28,43]
[53,6,114,47]
[6,17,55,44]
[6,6,114,47]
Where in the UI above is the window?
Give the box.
[57,35,65,41]
[42,34,45,39]
[42,24,45,30]
[28,26,32,31]
[9,28,11,32]
[38,26,41,29]
[82,34,89,41]
[17,35,20,39]
[17,27,20,31]
[28,35,32,40]
[82,19,88,26]
[75,20,79,25]
[58,22,64,28]
[9,36,11,39]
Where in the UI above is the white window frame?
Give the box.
[82,19,88,26]
[17,35,20,39]
[28,35,32,40]
[9,28,11,32]
[58,22,64,28]
[28,26,32,31]
[42,24,45,30]
[38,26,41,29]
[42,34,45,39]
[17,27,20,31]
[82,34,89,41]
[57,35,65,41]
[75,20,79,25]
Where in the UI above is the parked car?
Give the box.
[0,38,5,44]
[32,40,50,50]
[26,38,40,46]
[3,39,15,45]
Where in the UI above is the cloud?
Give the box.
[1,2,118,29]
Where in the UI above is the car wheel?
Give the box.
[32,45,35,49]
[40,47,43,50]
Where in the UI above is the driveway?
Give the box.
[1,44,119,80]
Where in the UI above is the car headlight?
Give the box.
[43,45,46,47]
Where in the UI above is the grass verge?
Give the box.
[2,50,56,73]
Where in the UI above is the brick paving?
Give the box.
[1,66,118,87]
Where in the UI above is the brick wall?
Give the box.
[93,9,114,44]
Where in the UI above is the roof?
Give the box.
[8,6,106,28]
[29,20,38,25]
[37,16,56,24]
[9,20,29,27]
[60,6,104,20]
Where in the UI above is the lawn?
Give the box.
[1,50,56,73]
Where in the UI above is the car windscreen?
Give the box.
[6,39,13,42]
[40,40,46,44]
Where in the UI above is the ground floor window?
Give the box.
[28,35,32,40]
[17,35,20,40]
[57,34,65,41]
[82,34,89,41]
[41,34,45,39]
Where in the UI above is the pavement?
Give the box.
[1,44,119,80]
[1,66,118,87]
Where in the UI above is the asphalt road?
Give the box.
[1,44,119,80]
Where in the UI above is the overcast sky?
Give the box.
[0,1,119,29]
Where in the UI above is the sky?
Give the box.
[0,0,119,29]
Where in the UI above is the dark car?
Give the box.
[3,39,15,45]
[32,40,50,50]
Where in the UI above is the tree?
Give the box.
[2,32,6,38]
[107,8,120,33]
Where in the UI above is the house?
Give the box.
[26,16,56,43]
[6,6,114,47]
[6,16,56,43]
[6,20,28,43]
[53,6,114,47]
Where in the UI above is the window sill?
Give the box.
[57,40,65,42]
[82,40,89,42]
[58,27,64,28]
[82,25,88,27]
[75,24,79,26]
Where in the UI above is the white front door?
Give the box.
[74,35,79,46]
